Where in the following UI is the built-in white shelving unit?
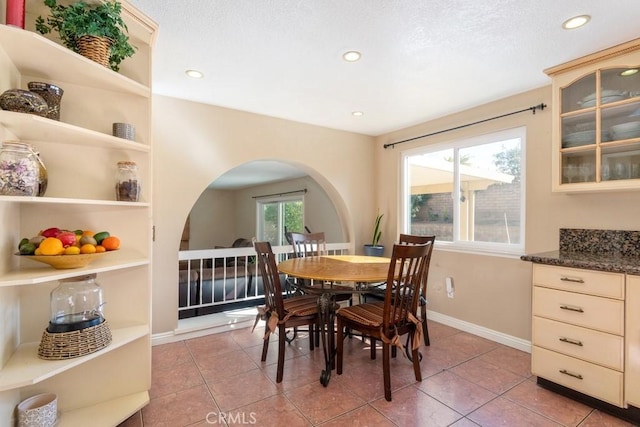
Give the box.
[0,1,157,425]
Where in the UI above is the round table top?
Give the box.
[277,255,391,283]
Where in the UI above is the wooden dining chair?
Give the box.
[253,240,320,383]
[364,234,435,346]
[290,231,327,257]
[336,242,431,401]
[288,231,351,345]
[399,234,435,346]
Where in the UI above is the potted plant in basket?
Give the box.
[363,213,384,256]
[35,0,135,72]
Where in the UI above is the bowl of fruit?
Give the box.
[17,227,120,269]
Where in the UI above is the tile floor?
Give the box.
[119,321,638,426]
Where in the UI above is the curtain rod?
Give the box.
[383,103,547,149]
[252,188,307,199]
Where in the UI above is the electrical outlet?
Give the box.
[446,277,454,298]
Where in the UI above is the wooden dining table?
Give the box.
[278,255,391,386]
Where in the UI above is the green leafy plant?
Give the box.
[35,0,135,71]
[371,213,383,246]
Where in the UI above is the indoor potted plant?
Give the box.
[35,0,135,71]
[363,213,384,256]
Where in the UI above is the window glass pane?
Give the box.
[260,202,279,244]
[258,198,304,245]
[459,139,521,244]
[403,126,525,254]
[283,200,303,238]
[408,148,454,241]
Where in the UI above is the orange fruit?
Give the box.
[95,245,106,253]
[80,244,97,254]
[39,237,64,255]
[102,236,120,251]
[82,230,95,237]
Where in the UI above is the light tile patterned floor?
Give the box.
[119,321,638,427]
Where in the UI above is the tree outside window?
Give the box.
[258,197,303,245]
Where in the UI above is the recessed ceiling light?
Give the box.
[352,111,364,117]
[342,51,362,62]
[621,68,639,77]
[562,15,590,30]
[185,69,204,79]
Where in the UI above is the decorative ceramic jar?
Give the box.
[28,82,64,120]
[0,89,48,116]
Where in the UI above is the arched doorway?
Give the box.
[177,160,349,321]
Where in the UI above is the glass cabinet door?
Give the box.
[559,66,640,186]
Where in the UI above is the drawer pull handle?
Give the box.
[560,277,584,284]
[559,369,583,380]
[560,305,584,313]
[559,337,583,346]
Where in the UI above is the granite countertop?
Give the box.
[521,228,640,275]
[520,250,640,275]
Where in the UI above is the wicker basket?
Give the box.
[76,35,111,68]
[38,320,112,360]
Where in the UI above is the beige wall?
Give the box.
[152,95,374,334]
[375,85,640,340]
[187,176,344,249]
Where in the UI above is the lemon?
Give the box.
[64,246,81,255]
[39,237,64,255]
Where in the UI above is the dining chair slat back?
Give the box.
[290,231,327,257]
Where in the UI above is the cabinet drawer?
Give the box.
[532,346,623,407]
[533,264,624,299]
[533,316,623,370]
[533,287,623,335]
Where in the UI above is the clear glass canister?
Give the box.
[0,141,41,196]
[115,160,140,201]
[48,274,105,333]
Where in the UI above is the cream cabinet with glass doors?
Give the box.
[545,38,640,192]
[0,1,156,425]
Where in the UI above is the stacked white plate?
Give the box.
[579,90,626,107]
[610,121,640,140]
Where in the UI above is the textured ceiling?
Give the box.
[128,0,640,187]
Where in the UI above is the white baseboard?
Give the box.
[152,307,259,346]
[152,307,532,354]
[427,309,531,353]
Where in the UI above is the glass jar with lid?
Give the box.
[115,160,140,201]
[0,141,41,196]
[48,274,105,333]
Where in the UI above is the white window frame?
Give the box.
[401,126,526,257]
[256,195,305,245]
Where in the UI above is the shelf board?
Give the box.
[0,324,148,391]
[0,25,150,97]
[0,110,150,152]
[0,249,149,287]
[58,390,149,427]
[0,194,149,206]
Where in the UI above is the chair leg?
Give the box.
[336,318,344,375]
[370,337,376,360]
[382,341,392,401]
[411,332,422,382]
[261,324,270,362]
[309,323,315,351]
[422,307,430,346]
[276,325,286,383]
